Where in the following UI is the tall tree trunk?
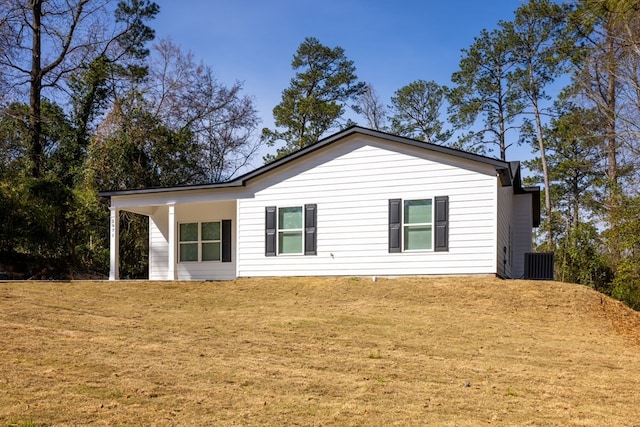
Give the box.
[572,171,580,230]
[498,107,506,161]
[29,0,43,179]
[534,108,552,248]
[529,65,552,248]
[497,64,507,161]
[605,23,618,194]
[602,13,623,263]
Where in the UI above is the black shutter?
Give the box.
[434,196,449,252]
[304,204,317,255]
[221,219,232,262]
[389,199,402,253]
[265,206,276,256]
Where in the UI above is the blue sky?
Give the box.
[151,0,531,164]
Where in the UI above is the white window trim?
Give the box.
[402,198,434,252]
[178,220,222,263]
[277,206,304,256]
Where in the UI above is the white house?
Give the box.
[100,126,540,281]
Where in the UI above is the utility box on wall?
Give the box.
[524,252,554,280]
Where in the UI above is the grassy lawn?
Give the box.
[1,276,639,426]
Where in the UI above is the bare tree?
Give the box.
[569,0,640,191]
[147,39,260,182]
[354,83,387,130]
[611,2,640,175]
[505,0,572,248]
[567,0,640,272]
[0,0,158,178]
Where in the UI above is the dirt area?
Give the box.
[1,276,639,426]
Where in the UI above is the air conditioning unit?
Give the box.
[524,252,554,280]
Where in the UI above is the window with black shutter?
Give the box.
[265,204,317,256]
[389,197,449,253]
[178,220,233,262]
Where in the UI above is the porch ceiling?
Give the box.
[120,206,158,216]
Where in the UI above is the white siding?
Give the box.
[237,136,500,277]
[496,187,534,279]
[512,194,533,278]
[149,207,169,280]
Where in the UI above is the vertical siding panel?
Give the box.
[265,206,276,256]
[304,204,317,255]
[434,196,449,252]
[388,199,401,253]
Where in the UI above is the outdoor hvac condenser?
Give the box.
[524,252,554,280]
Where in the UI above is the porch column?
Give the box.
[109,207,119,280]
[167,203,177,280]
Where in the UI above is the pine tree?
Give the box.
[262,37,365,162]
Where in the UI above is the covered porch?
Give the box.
[109,199,238,281]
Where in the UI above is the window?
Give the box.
[179,223,199,262]
[201,221,221,261]
[278,207,303,254]
[265,204,316,256]
[403,199,433,250]
[179,220,232,262]
[389,197,448,253]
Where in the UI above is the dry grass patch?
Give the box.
[1,276,640,426]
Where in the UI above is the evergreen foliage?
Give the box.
[389,80,452,144]
[261,37,365,162]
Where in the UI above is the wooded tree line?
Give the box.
[0,0,638,310]
[0,0,260,278]
[351,0,640,309]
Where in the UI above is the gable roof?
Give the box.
[99,126,523,197]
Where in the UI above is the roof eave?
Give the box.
[238,126,512,183]
[98,180,243,198]
[99,126,515,198]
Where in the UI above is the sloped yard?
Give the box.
[1,276,639,426]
